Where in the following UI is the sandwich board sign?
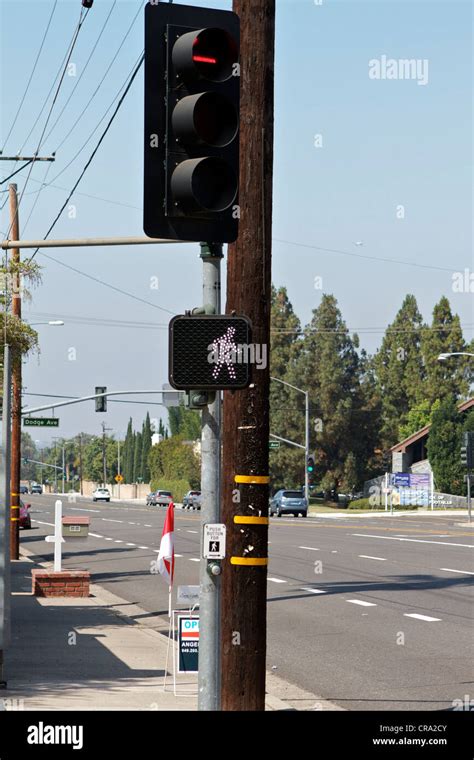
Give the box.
[177,615,199,673]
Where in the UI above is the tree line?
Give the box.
[270,287,473,494]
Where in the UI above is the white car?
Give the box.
[92,488,110,503]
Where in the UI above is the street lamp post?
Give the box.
[270,377,310,503]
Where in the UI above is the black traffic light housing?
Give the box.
[95,387,107,413]
[461,432,474,469]
[307,456,315,473]
[144,2,240,243]
[169,314,252,391]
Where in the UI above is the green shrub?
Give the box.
[348,498,418,511]
[150,478,191,504]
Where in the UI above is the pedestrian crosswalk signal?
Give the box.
[144,2,240,243]
[169,315,252,391]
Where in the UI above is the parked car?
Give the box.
[19,500,31,529]
[269,489,308,517]
[19,485,29,495]
[182,490,201,509]
[92,487,110,503]
[146,491,156,506]
[152,490,173,507]
[190,492,202,510]
[30,484,42,495]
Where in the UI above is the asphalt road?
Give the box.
[21,494,474,711]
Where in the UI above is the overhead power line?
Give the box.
[26,52,144,264]
[273,238,461,274]
[1,0,59,153]
[43,0,118,148]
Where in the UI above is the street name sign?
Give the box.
[24,418,59,428]
[269,441,280,450]
[177,585,200,605]
[203,523,226,559]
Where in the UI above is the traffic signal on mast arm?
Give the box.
[95,387,107,413]
[144,2,240,243]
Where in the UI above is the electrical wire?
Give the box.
[43,0,118,148]
[1,0,58,153]
[0,159,34,186]
[25,52,144,264]
[273,238,459,274]
[5,4,91,241]
[43,49,144,188]
[50,0,145,156]
[21,161,55,237]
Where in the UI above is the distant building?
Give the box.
[389,397,474,473]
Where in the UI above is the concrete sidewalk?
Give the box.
[2,553,340,712]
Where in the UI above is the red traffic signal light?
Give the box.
[144,3,240,243]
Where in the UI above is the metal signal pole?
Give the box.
[220,0,275,710]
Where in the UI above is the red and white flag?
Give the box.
[157,501,175,586]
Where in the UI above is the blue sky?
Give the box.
[0,0,472,442]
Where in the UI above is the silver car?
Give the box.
[270,489,308,517]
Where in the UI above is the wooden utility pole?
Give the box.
[220,0,275,710]
[9,184,21,561]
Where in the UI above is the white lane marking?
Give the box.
[126,542,136,547]
[268,577,287,584]
[128,522,138,525]
[153,549,159,553]
[359,555,387,561]
[352,534,474,549]
[102,518,123,523]
[32,520,54,526]
[347,600,377,607]
[331,550,338,554]
[144,524,152,527]
[189,558,200,562]
[175,554,183,558]
[440,567,474,576]
[114,540,123,544]
[70,507,100,513]
[138,546,149,550]
[299,546,319,551]
[89,533,103,538]
[404,613,441,622]
[300,587,326,594]
[187,530,198,534]
[104,537,113,541]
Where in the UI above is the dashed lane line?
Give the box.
[300,588,326,594]
[299,546,319,551]
[352,534,474,548]
[346,599,377,607]
[187,530,198,534]
[359,555,387,561]
[268,577,287,584]
[404,613,442,622]
[440,568,474,576]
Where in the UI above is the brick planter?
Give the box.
[31,570,90,598]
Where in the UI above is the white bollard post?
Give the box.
[45,499,65,572]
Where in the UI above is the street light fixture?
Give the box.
[28,320,64,326]
[438,352,474,361]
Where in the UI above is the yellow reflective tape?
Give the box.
[11,517,19,521]
[10,493,19,497]
[230,557,268,566]
[10,506,19,510]
[234,475,270,485]
[234,516,269,525]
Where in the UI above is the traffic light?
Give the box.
[461,432,474,469]
[95,387,107,413]
[307,456,315,473]
[144,2,240,242]
[169,315,252,391]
